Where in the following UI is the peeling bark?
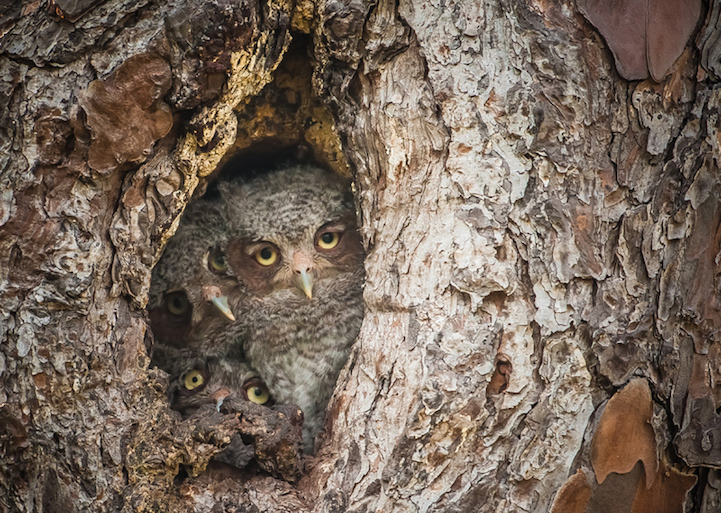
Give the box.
[2,0,721,511]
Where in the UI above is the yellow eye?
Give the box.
[183,370,205,391]
[247,384,270,404]
[166,292,190,316]
[255,245,278,266]
[243,377,271,405]
[317,231,340,250]
[208,249,228,273]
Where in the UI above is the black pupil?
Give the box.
[253,387,262,397]
[260,247,273,260]
[170,296,186,312]
[214,254,226,266]
[192,375,199,384]
[322,233,334,244]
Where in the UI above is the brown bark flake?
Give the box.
[79,53,173,175]
[630,460,697,513]
[578,0,702,81]
[549,468,593,513]
[591,378,658,487]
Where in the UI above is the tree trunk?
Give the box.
[1,0,720,511]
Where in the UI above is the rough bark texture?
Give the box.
[2,0,721,511]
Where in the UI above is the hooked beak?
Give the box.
[213,388,231,412]
[295,269,314,299]
[202,285,236,321]
[210,296,236,321]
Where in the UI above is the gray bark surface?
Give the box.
[1,0,720,511]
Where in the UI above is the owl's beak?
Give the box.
[295,269,314,299]
[212,388,231,412]
[292,250,314,299]
[202,285,236,321]
[210,296,236,321]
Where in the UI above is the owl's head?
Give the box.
[217,165,365,300]
[168,357,272,417]
[149,199,237,348]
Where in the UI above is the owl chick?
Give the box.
[148,198,239,369]
[167,356,273,470]
[167,356,271,417]
[217,164,365,451]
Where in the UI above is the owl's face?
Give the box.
[168,357,273,417]
[224,215,363,299]
[218,166,365,301]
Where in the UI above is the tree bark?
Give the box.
[1,0,720,511]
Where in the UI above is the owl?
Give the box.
[167,356,271,417]
[216,164,365,452]
[148,197,240,369]
[167,356,273,470]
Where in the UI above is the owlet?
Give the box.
[217,164,365,451]
[148,198,238,370]
[167,356,272,470]
[167,356,271,417]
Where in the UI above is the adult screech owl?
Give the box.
[148,198,239,369]
[217,164,365,451]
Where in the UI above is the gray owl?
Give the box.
[167,356,272,470]
[217,164,365,452]
[167,356,271,417]
[148,198,238,369]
